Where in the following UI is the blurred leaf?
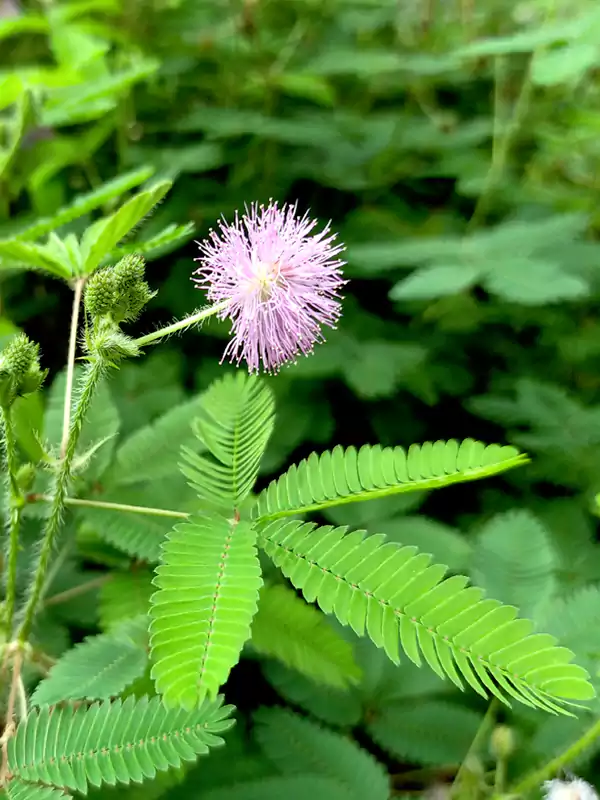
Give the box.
[532,43,599,86]
[16,166,155,241]
[390,264,481,300]
[483,258,588,304]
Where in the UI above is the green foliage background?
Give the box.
[4,0,600,797]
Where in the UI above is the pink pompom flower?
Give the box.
[193,201,346,374]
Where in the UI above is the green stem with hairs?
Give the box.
[134,300,230,348]
[0,404,22,638]
[509,715,600,796]
[17,358,105,643]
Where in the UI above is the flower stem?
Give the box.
[134,300,230,347]
[0,404,22,638]
[31,493,189,520]
[509,715,600,796]
[61,278,85,458]
[17,358,105,644]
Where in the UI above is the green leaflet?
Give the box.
[99,571,154,630]
[79,180,172,274]
[8,695,234,794]
[106,394,210,486]
[14,167,154,242]
[471,509,558,621]
[258,519,595,713]
[254,707,389,800]
[105,222,196,264]
[367,700,483,766]
[199,776,356,800]
[149,515,263,708]
[253,439,528,520]
[7,781,71,800]
[250,583,361,689]
[180,372,275,509]
[31,617,148,706]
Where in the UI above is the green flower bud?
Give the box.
[113,254,146,289]
[2,333,38,379]
[120,281,156,322]
[0,334,45,405]
[91,318,140,364]
[16,463,35,493]
[18,363,47,396]
[490,725,515,760]
[85,268,117,318]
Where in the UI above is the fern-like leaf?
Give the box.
[150,515,263,708]
[250,584,361,689]
[105,395,210,487]
[254,707,389,800]
[7,780,71,800]
[8,695,234,794]
[180,373,275,508]
[31,617,148,706]
[367,700,482,766]
[258,519,594,713]
[471,510,557,620]
[253,440,528,520]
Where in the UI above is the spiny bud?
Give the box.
[120,281,156,322]
[2,333,37,379]
[85,268,117,318]
[489,725,515,760]
[91,318,140,364]
[113,254,146,289]
[0,334,46,406]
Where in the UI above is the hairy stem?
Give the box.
[0,648,22,783]
[1,405,22,639]
[134,300,230,347]
[510,715,600,796]
[31,493,189,519]
[17,358,105,643]
[61,278,85,458]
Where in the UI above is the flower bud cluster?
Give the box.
[0,334,47,407]
[84,254,153,364]
[84,254,155,325]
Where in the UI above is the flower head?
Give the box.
[543,779,599,800]
[193,201,346,373]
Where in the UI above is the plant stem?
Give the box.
[467,55,534,232]
[61,278,85,458]
[0,405,22,639]
[451,699,497,797]
[134,300,230,348]
[31,493,189,520]
[17,358,105,644]
[510,715,600,796]
[44,574,113,608]
[0,648,22,783]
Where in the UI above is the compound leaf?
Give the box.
[180,373,275,510]
[258,519,594,713]
[254,440,528,521]
[250,583,361,689]
[150,515,263,708]
[8,695,234,793]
